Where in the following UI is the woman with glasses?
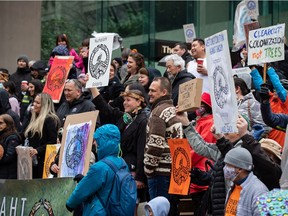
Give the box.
[24,93,60,179]
[0,114,21,179]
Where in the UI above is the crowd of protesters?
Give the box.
[0,32,288,216]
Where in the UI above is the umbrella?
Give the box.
[256,188,288,215]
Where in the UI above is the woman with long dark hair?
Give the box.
[0,114,21,179]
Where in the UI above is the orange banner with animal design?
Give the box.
[43,56,74,103]
[168,139,191,195]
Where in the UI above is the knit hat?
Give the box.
[224,147,253,171]
[17,55,29,65]
[259,138,282,160]
[51,45,69,57]
[201,92,212,107]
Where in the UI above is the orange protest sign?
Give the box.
[43,56,74,103]
[168,139,191,195]
[43,144,61,178]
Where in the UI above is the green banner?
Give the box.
[0,177,76,216]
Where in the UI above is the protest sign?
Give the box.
[16,146,32,180]
[168,139,191,195]
[248,23,285,65]
[205,30,238,134]
[43,56,74,103]
[244,21,260,48]
[58,111,98,177]
[0,178,75,216]
[178,78,203,112]
[183,23,196,43]
[43,144,61,179]
[86,33,114,88]
[232,67,252,89]
[232,0,259,51]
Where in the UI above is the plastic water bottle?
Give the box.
[32,155,38,166]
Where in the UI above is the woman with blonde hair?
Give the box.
[25,93,60,179]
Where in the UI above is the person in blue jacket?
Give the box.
[66,124,125,216]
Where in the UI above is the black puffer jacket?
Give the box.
[10,67,32,98]
[56,95,96,127]
[0,133,21,179]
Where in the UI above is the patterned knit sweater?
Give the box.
[144,96,183,177]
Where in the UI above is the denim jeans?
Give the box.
[148,175,179,216]
[148,175,171,200]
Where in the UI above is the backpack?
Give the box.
[98,157,137,216]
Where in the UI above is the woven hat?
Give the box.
[17,55,29,65]
[259,138,282,160]
[224,147,253,171]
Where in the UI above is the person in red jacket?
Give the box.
[189,92,216,216]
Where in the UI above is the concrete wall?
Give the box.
[0,1,41,74]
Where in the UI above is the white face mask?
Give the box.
[223,165,239,181]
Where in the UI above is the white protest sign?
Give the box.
[248,23,285,65]
[86,33,114,88]
[183,23,196,43]
[205,30,238,134]
[232,67,252,89]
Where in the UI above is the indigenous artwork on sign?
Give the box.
[183,23,196,43]
[86,33,114,88]
[16,146,32,180]
[58,111,98,177]
[43,56,74,103]
[248,23,285,65]
[205,30,239,134]
[43,144,61,179]
[168,139,191,195]
[60,122,91,177]
[0,178,75,216]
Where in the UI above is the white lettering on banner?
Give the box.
[10,197,17,216]
[0,197,27,216]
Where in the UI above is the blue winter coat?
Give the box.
[66,124,125,216]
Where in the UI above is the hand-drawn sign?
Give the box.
[213,65,229,109]
[44,150,57,177]
[46,66,66,91]
[172,147,190,185]
[89,44,110,79]
[65,133,85,169]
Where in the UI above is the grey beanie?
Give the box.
[224,147,253,171]
[17,55,29,65]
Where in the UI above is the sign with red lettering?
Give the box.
[248,24,285,65]
[43,56,74,103]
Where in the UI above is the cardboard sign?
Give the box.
[0,178,75,215]
[43,56,74,103]
[248,23,285,65]
[43,144,61,179]
[16,146,32,180]
[58,111,98,177]
[168,139,191,195]
[244,21,260,48]
[183,23,196,43]
[205,30,239,134]
[178,78,203,112]
[86,33,114,88]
